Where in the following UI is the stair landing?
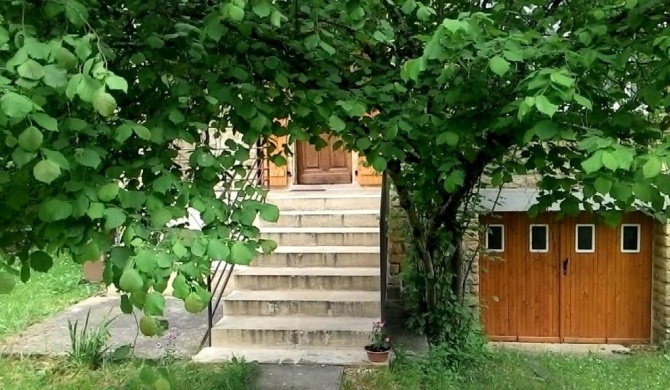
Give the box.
[194,187,383,365]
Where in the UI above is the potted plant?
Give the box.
[364,321,391,363]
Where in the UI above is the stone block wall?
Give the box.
[653,222,670,345]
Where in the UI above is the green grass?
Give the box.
[342,350,670,390]
[0,257,102,340]
[0,356,258,390]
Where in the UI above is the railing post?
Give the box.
[380,171,390,322]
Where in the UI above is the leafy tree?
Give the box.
[1,0,669,349]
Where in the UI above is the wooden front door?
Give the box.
[480,212,652,344]
[296,137,352,185]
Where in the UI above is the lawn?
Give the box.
[0,256,102,339]
[342,349,670,390]
[0,356,257,390]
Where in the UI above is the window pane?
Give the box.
[487,226,503,251]
[622,225,639,252]
[531,225,548,251]
[576,225,594,251]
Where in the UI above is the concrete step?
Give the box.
[261,227,379,246]
[267,193,381,211]
[261,209,379,228]
[223,290,381,317]
[234,267,380,291]
[194,346,383,366]
[210,316,375,348]
[252,246,379,268]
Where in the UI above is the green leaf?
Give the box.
[534,95,559,117]
[230,242,256,265]
[550,72,574,88]
[502,50,524,62]
[207,239,230,260]
[530,120,559,140]
[581,151,603,173]
[93,91,117,117]
[172,241,188,259]
[42,149,70,170]
[133,125,151,140]
[259,203,280,223]
[18,126,44,152]
[1,92,33,119]
[252,0,271,17]
[38,199,72,221]
[442,19,461,33]
[594,176,612,195]
[657,175,670,194]
[0,272,16,294]
[172,274,190,300]
[43,65,68,88]
[270,10,285,27]
[144,292,165,316]
[633,182,654,202]
[17,59,45,80]
[104,207,126,230]
[401,58,425,82]
[151,209,172,227]
[319,41,336,55]
[136,250,157,273]
[602,151,619,171]
[228,5,245,21]
[573,94,593,110]
[30,251,53,273]
[444,170,465,192]
[65,0,89,26]
[55,47,78,70]
[98,183,120,201]
[105,75,128,93]
[116,124,133,143]
[489,56,511,77]
[643,156,662,179]
[33,160,61,184]
[328,115,346,132]
[371,156,387,171]
[401,0,417,14]
[259,239,277,253]
[31,113,58,131]
[87,202,105,219]
[436,132,459,146]
[168,110,185,124]
[76,148,102,168]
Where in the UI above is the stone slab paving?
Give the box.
[255,365,343,390]
[490,342,631,356]
[0,295,209,359]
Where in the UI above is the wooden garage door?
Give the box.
[479,212,652,344]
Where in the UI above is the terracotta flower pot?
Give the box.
[364,346,391,363]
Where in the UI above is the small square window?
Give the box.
[486,225,504,252]
[576,224,595,253]
[621,224,640,253]
[530,224,549,252]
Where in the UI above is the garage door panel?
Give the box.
[561,215,609,341]
[607,213,652,342]
[479,216,515,339]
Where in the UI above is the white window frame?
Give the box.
[485,224,504,252]
[575,224,596,253]
[529,224,549,253]
[621,224,641,253]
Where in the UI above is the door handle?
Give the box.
[562,258,569,276]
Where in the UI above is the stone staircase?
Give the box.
[194,189,382,365]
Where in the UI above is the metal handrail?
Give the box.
[198,141,269,350]
[379,170,390,322]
